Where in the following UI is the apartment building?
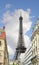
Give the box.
[21,45,32,65]
[31,18,39,65]
[0,26,9,65]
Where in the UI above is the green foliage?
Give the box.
[13,63,18,65]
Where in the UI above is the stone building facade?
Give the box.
[21,45,32,65]
[0,27,9,65]
[31,18,39,65]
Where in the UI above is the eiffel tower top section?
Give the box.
[19,15,23,20]
[19,15,23,34]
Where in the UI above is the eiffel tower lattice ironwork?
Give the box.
[14,15,26,60]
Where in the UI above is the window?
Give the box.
[0,53,2,60]
[0,63,2,65]
[0,32,2,35]
[0,53,1,56]
[38,26,39,29]
[0,41,1,46]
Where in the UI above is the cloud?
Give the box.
[5,4,11,9]
[7,45,15,55]
[1,9,32,58]
[19,53,25,61]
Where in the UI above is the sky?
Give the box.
[0,0,39,60]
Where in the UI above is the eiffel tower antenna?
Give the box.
[20,11,22,16]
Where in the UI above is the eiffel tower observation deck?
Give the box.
[14,15,26,60]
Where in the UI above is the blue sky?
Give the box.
[0,0,39,60]
[0,0,39,18]
[0,0,38,32]
[0,0,39,30]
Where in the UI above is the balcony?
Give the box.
[31,55,38,62]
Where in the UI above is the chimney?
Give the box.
[3,26,5,30]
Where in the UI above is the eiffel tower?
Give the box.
[14,15,26,60]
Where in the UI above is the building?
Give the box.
[0,26,9,65]
[21,45,32,65]
[31,18,39,65]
